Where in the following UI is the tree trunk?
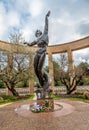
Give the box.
[6,82,19,96]
[10,88,19,96]
[66,85,76,94]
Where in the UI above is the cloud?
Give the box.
[21,27,33,41]
[7,11,20,27]
[1,0,89,43]
[49,16,82,44]
[77,20,89,36]
[0,2,8,39]
[0,1,21,40]
[73,48,89,65]
[0,0,89,65]
[28,0,43,17]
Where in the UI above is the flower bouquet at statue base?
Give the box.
[31,104,44,113]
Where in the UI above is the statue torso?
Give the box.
[37,33,49,47]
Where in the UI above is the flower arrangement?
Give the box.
[31,99,54,113]
[31,105,44,113]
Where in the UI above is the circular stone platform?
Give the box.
[15,101,75,118]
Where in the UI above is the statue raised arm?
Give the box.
[44,10,50,34]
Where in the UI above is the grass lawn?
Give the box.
[65,97,89,103]
[0,94,89,105]
[0,94,35,105]
[51,94,89,103]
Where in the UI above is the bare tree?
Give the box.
[53,53,89,94]
[0,31,34,96]
[60,67,85,94]
[9,30,25,45]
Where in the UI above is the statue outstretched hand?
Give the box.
[24,41,37,46]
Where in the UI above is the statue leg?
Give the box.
[37,53,48,98]
[37,53,46,86]
[38,53,49,90]
[38,53,46,75]
[34,54,40,80]
[34,53,45,87]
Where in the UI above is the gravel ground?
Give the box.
[0,99,89,130]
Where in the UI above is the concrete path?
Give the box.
[0,99,89,130]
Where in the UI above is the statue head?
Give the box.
[35,29,42,37]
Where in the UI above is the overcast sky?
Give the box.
[0,0,89,65]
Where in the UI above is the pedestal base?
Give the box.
[37,98,54,112]
[15,101,75,118]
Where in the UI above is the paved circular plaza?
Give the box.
[0,99,89,130]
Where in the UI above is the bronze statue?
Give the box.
[24,11,52,99]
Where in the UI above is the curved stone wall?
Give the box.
[0,36,89,94]
[0,36,89,53]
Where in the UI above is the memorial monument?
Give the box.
[24,11,54,112]
[14,11,75,114]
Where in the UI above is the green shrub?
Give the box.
[83,91,89,99]
[2,95,18,101]
[0,80,5,88]
[16,81,28,88]
[84,77,89,85]
[0,97,4,102]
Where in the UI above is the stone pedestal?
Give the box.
[37,98,54,112]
